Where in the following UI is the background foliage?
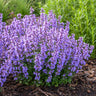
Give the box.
[40,0,96,58]
[0,0,45,22]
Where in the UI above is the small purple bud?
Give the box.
[30,7,34,14]
[17,13,22,19]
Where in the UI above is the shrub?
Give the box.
[0,8,94,87]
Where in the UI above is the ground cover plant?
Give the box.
[41,0,96,58]
[0,7,94,90]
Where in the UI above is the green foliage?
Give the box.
[27,0,46,16]
[14,53,74,87]
[0,87,2,92]
[41,0,96,58]
[6,0,31,18]
[0,0,11,21]
[0,0,30,22]
[0,0,45,22]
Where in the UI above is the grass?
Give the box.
[41,0,96,58]
[27,0,46,16]
[0,0,45,22]
[0,0,11,21]
[6,0,31,17]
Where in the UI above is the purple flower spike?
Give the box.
[30,7,34,14]
[0,7,94,87]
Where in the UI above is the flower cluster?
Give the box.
[0,7,94,87]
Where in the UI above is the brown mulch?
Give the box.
[0,59,96,96]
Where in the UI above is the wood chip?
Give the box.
[85,64,88,66]
[89,70,94,74]
[88,74,94,78]
[84,71,90,75]
[87,90,91,93]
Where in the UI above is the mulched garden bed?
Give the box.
[0,58,96,96]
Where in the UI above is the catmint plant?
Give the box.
[0,7,94,87]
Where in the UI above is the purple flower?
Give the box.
[34,72,40,81]
[46,75,52,83]
[63,74,66,77]
[30,7,34,14]
[43,69,48,74]
[0,7,94,87]
[17,13,22,19]
[68,73,72,76]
